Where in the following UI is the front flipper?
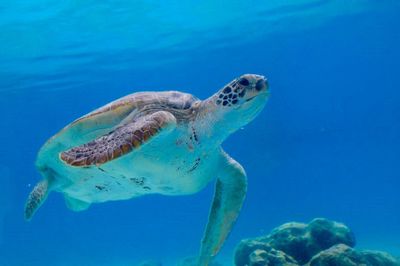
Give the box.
[60,111,176,167]
[199,151,247,265]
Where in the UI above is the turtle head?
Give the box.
[216,74,269,122]
[201,74,269,140]
[215,74,269,107]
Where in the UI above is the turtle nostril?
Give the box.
[255,79,266,91]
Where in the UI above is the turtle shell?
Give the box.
[36,91,199,171]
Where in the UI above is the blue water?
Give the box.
[1,1,400,265]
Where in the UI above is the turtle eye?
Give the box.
[255,79,265,91]
[238,77,249,86]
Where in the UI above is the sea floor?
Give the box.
[0,240,398,265]
[42,242,399,266]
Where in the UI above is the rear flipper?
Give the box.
[24,179,50,221]
[64,195,91,212]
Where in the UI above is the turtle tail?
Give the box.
[24,179,50,221]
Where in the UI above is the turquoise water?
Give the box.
[1,1,400,265]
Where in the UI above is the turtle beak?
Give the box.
[245,96,257,102]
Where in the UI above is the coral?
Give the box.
[235,218,355,265]
[235,240,272,266]
[307,244,400,266]
[248,248,298,266]
[235,218,399,266]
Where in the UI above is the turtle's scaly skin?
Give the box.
[25,74,269,266]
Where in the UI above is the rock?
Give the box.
[360,250,400,266]
[235,240,271,266]
[307,244,400,266]
[248,248,299,266]
[235,218,355,265]
[269,218,355,264]
[235,218,400,266]
[307,244,364,266]
[308,218,356,251]
[266,222,310,264]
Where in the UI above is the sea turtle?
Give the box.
[25,74,269,265]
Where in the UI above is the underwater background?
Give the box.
[0,1,399,265]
